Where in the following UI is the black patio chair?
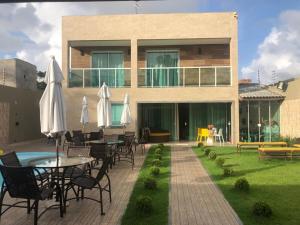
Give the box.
[89,132,101,141]
[0,152,49,185]
[64,157,111,215]
[89,143,115,169]
[0,165,63,225]
[63,131,73,151]
[72,130,86,145]
[115,135,135,169]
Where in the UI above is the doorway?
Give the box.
[178,103,189,140]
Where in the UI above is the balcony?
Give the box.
[138,66,231,87]
[68,68,131,88]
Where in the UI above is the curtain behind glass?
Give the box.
[271,101,280,141]
[111,104,123,126]
[92,52,124,87]
[146,52,178,87]
[188,103,230,141]
[139,103,176,140]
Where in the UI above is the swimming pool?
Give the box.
[0,151,62,186]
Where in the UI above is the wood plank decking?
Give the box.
[0,142,146,225]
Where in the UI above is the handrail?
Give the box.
[138,66,232,87]
[69,68,131,88]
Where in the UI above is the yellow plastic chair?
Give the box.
[197,128,209,142]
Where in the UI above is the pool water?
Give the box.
[0,152,62,186]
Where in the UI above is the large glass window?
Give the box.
[239,100,282,142]
[91,52,124,87]
[146,51,179,87]
[111,103,123,126]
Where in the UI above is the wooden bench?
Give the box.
[293,144,300,148]
[258,147,300,160]
[237,142,287,153]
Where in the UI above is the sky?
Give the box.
[0,0,300,84]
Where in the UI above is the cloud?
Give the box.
[241,10,300,84]
[0,0,201,71]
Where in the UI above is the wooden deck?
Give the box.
[0,141,146,225]
[169,146,242,225]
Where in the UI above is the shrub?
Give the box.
[208,151,217,160]
[234,178,250,192]
[197,142,204,148]
[154,153,162,160]
[150,166,160,176]
[223,168,234,177]
[279,136,296,147]
[158,143,165,148]
[155,148,162,155]
[216,157,225,167]
[252,201,272,217]
[136,195,153,214]
[144,177,157,190]
[204,148,211,156]
[152,159,161,167]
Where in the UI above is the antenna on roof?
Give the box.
[135,0,140,14]
[272,70,277,86]
[257,68,261,86]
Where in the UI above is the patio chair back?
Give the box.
[65,131,73,142]
[95,157,110,183]
[89,132,101,141]
[218,128,223,136]
[0,151,22,167]
[73,130,85,142]
[90,143,107,161]
[0,165,41,200]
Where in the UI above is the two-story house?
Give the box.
[62,12,239,143]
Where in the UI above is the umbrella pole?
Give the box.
[56,136,59,167]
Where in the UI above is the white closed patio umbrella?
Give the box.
[120,93,131,128]
[80,96,89,132]
[97,82,112,128]
[40,56,67,162]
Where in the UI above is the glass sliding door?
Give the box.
[138,103,176,140]
[146,51,179,87]
[188,103,231,141]
[92,52,124,87]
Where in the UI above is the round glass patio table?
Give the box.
[27,156,94,168]
[85,140,124,145]
[27,156,95,214]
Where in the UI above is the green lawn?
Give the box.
[121,145,171,225]
[193,146,300,225]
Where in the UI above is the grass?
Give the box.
[121,145,171,225]
[193,146,300,225]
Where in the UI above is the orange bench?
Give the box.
[237,142,287,153]
[258,147,300,160]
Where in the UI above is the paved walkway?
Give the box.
[170,146,242,225]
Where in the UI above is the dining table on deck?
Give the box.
[27,155,95,213]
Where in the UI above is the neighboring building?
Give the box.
[0,58,42,144]
[239,83,284,142]
[238,77,300,142]
[279,78,300,138]
[62,13,239,143]
[0,58,37,91]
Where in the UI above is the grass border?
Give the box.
[121,144,171,225]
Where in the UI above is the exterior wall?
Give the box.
[71,46,131,68]
[0,59,37,91]
[62,13,239,143]
[0,86,42,143]
[138,44,230,68]
[280,78,300,138]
